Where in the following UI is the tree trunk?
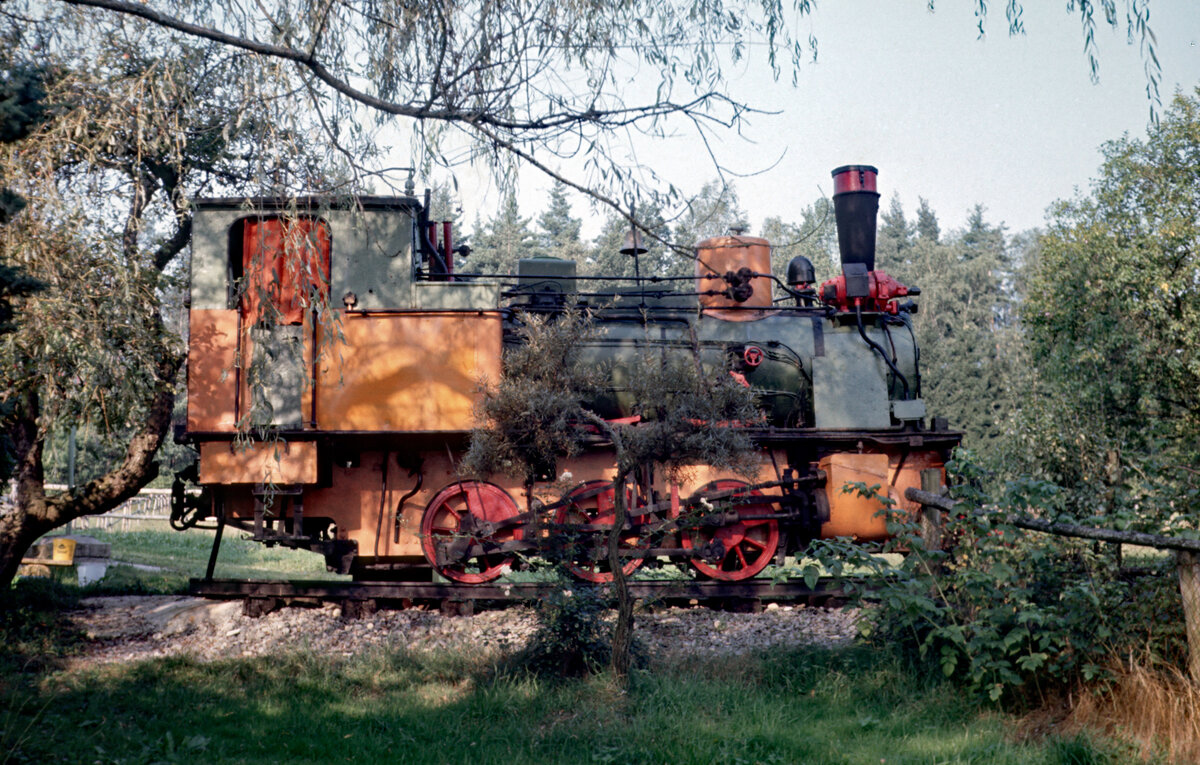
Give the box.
[0,354,180,591]
[608,469,633,679]
[582,411,635,680]
[1178,551,1200,684]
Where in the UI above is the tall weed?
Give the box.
[1066,655,1200,764]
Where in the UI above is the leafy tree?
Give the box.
[48,0,1164,208]
[761,197,838,283]
[44,0,829,235]
[0,12,350,588]
[1012,87,1200,526]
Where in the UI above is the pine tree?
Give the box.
[468,192,542,276]
[586,207,671,298]
[916,197,940,243]
[876,192,915,267]
[901,211,1012,459]
[536,183,587,262]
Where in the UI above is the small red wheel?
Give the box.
[420,481,522,584]
[555,480,646,583]
[681,479,780,581]
[743,345,764,368]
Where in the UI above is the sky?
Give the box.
[390,2,1200,242]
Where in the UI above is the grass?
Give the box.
[1064,655,1200,763]
[61,526,345,594]
[1,631,1130,765]
[3,531,1165,763]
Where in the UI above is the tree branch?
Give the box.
[45,352,182,525]
[904,487,1200,554]
[54,0,736,134]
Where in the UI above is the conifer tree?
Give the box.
[916,197,940,243]
[587,206,671,297]
[537,184,587,263]
[878,199,1013,460]
[469,192,542,276]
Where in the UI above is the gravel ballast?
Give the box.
[63,596,860,670]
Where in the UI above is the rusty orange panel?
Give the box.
[316,312,502,431]
[187,309,239,432]
[696,235,773,321]
[819,453,895,541]
[198,440,318,485]
[891,452,946,517]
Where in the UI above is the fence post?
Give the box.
[1178,551,1200,684]
[918,469,943,550]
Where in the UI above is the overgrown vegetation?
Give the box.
[0,578,84,678]
[466,310,761,678]
[807,454,1187,707]
[497,587,620,680]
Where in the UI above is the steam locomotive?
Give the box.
[173,165,960,583]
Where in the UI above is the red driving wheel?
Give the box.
[681,479,780,581]
[555,480,646,583]
[420,481,522,584]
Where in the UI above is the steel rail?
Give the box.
[189,577,849,603]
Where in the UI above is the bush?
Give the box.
[501,585,615,679]
[808,453,1187,705]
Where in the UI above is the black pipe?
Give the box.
[855,304,910,400]
[374,452,390,559]
[831,165,881,271]
[394,466,424,544]
[416,190,448,279]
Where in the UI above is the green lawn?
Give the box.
[55,526,345,594]
[4,531,1136,763]
[2,640,1126,765]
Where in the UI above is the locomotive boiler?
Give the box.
[174,165,960,583]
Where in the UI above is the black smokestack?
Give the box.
[831,165,880,271]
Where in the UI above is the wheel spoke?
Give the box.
[734,545,749,568]
[558,480,647,583]
[685,479,780,581]
[421,481,520,584]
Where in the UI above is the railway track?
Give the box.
[189,576,850,617]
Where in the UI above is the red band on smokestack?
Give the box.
[832,165,879,195]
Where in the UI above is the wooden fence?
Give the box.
[2,484,173,532]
